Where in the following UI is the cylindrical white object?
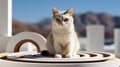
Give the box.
[0,37,11,53]
[6,32,47,52]
[87,25,104,51]
[0,0,12,36]
[114,29,120,54]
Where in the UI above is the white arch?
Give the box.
[6,32,47,52]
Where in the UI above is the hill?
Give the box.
[12,12,120,39]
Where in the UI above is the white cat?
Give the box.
[46,7,80,58]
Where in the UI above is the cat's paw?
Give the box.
[66,54,73,58]
[55,54,62,58]
[73,54,80,58]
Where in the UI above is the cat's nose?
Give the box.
[61,22,65,26]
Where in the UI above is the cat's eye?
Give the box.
[64,18,68,22]
[56,18,61,22]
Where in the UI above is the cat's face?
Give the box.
[52,7,73,28]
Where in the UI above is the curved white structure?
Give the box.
[6,32,47,52]
[0,59,119,67]
[0,52,120,67]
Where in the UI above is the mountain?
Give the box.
[12,12,120,39]
[73,12,115,38]
[12,19,52,38]
[12,19,41,35]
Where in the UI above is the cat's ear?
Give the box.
[52,7,58,15]
[66,8,73,16]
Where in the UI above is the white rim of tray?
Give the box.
[5,52,115,63]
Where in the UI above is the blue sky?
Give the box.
[13,0,120,23]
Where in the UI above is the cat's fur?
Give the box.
[46,7,80,58]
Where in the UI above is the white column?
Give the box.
[114,29,120,54]
[0,0,12,53]
[87,25,104,51]
[0,0,12,36]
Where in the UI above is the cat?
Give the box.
[43,7,80,58]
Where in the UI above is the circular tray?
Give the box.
[5,52,115,63]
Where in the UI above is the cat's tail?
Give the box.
[41,50,54,56]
